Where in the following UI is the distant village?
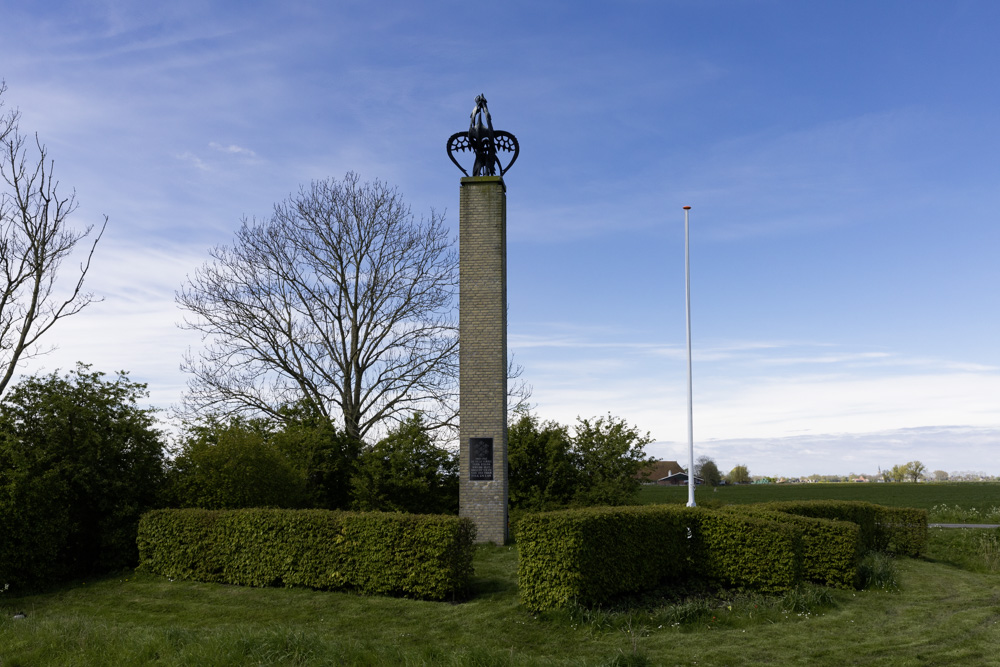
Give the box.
[642,459,997,485]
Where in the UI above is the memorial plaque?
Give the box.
[469,437,494,481]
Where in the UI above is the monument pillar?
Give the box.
[458,176,508,544]
[448,95,518,544]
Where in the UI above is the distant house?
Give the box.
[639,460,683,485]
[659,471,704,486]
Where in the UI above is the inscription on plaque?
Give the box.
[469,437,494,481]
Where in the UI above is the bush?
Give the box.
[747,500,928,557]
[877,506,928,557]
[516,505,691,611]
[137,508,475,601]
[508,411,576,510]
[726,506,861,588]
[515,501,897,611]
[517,505,813,610]
[351,413,458,514]
[691,510,801,593]
[166,417,313,509]
[749,500,884,550]
[0,365,165,591]
[270,402,361,510]
[508,411,655,510]
[572,415,654,506]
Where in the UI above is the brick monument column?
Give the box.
[458,175,508,544]
[447,94,519,544]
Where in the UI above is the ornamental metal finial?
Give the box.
[447,94,519,177]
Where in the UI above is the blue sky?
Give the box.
[3,0,999,477]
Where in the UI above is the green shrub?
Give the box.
[745,500,928,557]
[507,411,655,510]
[516,505,691,611]
[517,505,808,610]
[571,415,655,506]
[747,501,883,550]
[515,500,926,611]
[876,506,928,557]
[726,506,861,588]
[508,411,576,510]
[690,510,801,593]
[0,365,165,591]
[166,418,313,510]
[137,508,475,601]
[351,413,458,515]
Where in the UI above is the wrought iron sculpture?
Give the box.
[447,94,519,177]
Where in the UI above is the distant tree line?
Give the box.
[881,461,927,483]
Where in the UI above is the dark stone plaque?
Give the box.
[469,437,494,481]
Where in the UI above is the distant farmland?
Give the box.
[636,482,1000,511]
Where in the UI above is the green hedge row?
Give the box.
[137,508,476,601]
[516,500,925,611]
[516,505,812,610]
[724,506,861,588]
[516,505,691,610]
[878,506,928,557]
[692,509,802,593]
[745,501,928,557]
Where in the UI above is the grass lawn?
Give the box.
[636,481,1000,515]
[2,529,999,666]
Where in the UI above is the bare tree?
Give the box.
[178,173,460,441]
[0,82,105,396]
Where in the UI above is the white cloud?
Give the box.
[174,151,210,172]
[9,239,207,416]
[512,328,1000,474]
[209,142,257,158]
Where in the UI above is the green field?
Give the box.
[636,481,1000,514]
[2,530,1000,666]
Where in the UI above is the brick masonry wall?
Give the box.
[458,176,508,544]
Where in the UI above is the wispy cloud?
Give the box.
[174,151,210,171]
[209,142,257,158]
[512,326,1000,454]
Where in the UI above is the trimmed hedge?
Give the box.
[516,500,926,610]
[725,506,861,588]
[516,505,691,610]
[137,508,476,601]
[691,510,801,593]
[877,506,928,557]
[745,501,928,557]
[516,505,808,610]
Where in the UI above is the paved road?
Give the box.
[929,523,1000,529]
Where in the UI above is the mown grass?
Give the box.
[636,481,1000,515]
[2,530,999,666]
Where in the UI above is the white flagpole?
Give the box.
[684,206,696,507]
